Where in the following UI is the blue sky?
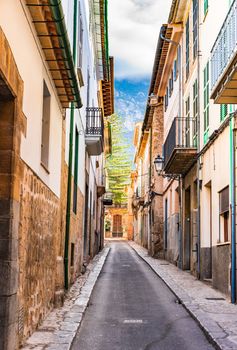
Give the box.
[108,0,172,158]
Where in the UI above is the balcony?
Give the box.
[163,118,197,175]
[85,107,104,156]
[211,0,237,103]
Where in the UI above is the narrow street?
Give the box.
[72,242,214,350]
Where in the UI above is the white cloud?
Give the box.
[108,0,172,79]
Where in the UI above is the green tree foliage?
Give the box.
[106,114,132,204]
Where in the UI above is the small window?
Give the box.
[41,81,51,169]
[219,186,230,242]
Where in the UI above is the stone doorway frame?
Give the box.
[0,26,24,350]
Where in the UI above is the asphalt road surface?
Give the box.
[72,242,214,350]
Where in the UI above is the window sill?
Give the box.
[217,241,230,246]
[41,162,50,174]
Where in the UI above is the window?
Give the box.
[204,62,209,144]
[41,81,51,169]
[186,17,190,79]
[77,2,83,68]
[220,104,228,122]
[73,128,79,213]
[204,0,209,16]
[219,186,230,242]
[193,79,198,146]
[193,0,198,59]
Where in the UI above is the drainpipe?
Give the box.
[197,1,201,279]
[230,117,236,303]
[64,0,78,290]
[177,43,183,269]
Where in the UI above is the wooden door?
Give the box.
[112,215,123,237]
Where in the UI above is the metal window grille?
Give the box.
[86,107,104,139]
[203,62,210,143]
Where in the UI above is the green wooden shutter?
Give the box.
[220,104,228,122]
[204,0,208,16]
[204,62,209,144]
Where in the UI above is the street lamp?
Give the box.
[154,155,179,180]
[154,155,164,175]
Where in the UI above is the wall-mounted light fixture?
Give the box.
[154,154,180,180]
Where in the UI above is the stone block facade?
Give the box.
[18,164,62,345]
[0,26,24,350]
[150,104,164,257]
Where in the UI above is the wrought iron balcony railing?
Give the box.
[211,0,237,92]
[85,107,104,156]
[163,117,197,174]
[86,107,104,139]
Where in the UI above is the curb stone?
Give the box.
[21,246,111,350]
[128,241,234,350]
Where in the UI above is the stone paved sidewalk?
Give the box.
[21,246,110,350]
[129,241,237,350]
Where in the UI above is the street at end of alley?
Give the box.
[24,240,237,350]
[71,241,214,350]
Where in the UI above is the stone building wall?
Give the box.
[0,26,24,350]
[60,155,85,286]
[69,181,84,284]
[18,164,61,345]
[151,104,164,257]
